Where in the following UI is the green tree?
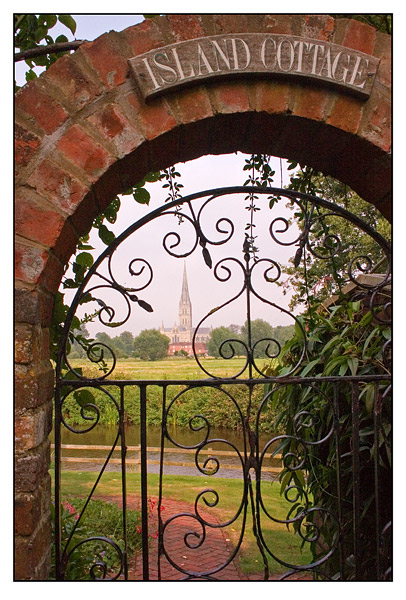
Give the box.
[133,329,170,361]
[240,318,278,358]
[284,171,391,311]
[207,326,240,358]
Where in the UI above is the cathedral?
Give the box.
[160,264,211,356]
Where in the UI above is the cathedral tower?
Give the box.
[179,263,192,339]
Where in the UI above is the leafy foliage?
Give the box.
[133,329,170,361]
[50,498,142,580]
[265,300,391,579]
[14,14,77,86]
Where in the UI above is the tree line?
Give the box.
[68,320,295,361]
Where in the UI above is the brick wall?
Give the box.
[14,14,391,579]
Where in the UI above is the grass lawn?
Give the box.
[54,469,312,576]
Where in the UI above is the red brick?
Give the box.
[26,159,88,216]
[87,103,144,158]
[39,251,65,294]
[252,80,290,114]
[15,81,68,135]
[126,91,177,140]
[15,242,49,285]
[15,191,65,247]
[210,81,251,114]
[169,86,214,124]
[56,124,113,180]
[303,15,335,41]
[52,218,80,264]
[342,19,376,54]
[359,93,391,152]
[79,33,129,89]
[212,14,248,34]
[121,18,168,56]
[327,96,363,133]
[69,190,99,237]
[15,124,41,169]
[293,86,330,122]
[263,14,294,35]
[42,52,103,110]
[167,14,205,41]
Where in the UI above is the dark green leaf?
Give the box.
[58,14,77,35]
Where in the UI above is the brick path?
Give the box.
[126,495,247,581]
[97,494,311,581]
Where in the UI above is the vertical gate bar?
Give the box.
[157,385,167,581]
[351,381,361,580]
[54,386,62,580]
[333,383,344,579]
[120,386,128,580]
[373,382,381,580]
[140,384,149,580]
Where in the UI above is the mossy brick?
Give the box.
[15,124,41,169]
[14,514,51,580]
[26,159,88,216]
[212,14,248,34]
[15,362,54,410]
[166,14,205,41]
[15,242,49,285]
[15,475,50,537]
[79,33,129,89]
[42,52,103,110]
[359,93,391,152]
[303,14,335,41]
[15,287,54,327]
[15,440,51,493]
[15,403,53,452]
[15,323,36,364]
[15,81,68,135]
[56,124,114,180]
[15,190,65,247]
[293,85,331,122]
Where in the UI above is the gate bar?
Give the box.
[140,385,149,580]
[351,381,361,580]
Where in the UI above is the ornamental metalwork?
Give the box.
[54,186,391,581]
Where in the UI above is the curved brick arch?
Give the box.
[14,14,391,579]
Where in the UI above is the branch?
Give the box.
[14,40,85,62]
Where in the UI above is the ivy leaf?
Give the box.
[73,389,95,408]
[58,14,77,35]
[75,252,94,269]
[98,224,115,246]
[132,187,151,205]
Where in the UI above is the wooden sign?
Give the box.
[129,33,379,101]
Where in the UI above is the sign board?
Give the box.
[129,33,379,101]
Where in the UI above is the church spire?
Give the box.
[179,262,192,338]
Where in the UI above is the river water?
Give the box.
[55,424,281,480]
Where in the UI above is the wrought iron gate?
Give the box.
[54,186,391,581]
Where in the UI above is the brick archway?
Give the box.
[14,14,391,579]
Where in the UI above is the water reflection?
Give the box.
[54,424,280,480]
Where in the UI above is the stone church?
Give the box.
[160,264,211,355]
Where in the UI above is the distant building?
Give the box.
[160,264,211,355]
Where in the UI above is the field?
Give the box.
[68,356,269,381]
